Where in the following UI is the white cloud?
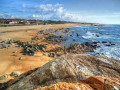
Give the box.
[22,4,26,8]
[0,13,15,19]
[21,3,85,22]
[55,3,63,7]
[32,14,44,19]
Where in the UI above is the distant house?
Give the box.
[4,20,17,24]
[19,20,30,25]
[44,21,48,25]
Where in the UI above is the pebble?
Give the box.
[43,54,46,56]
[1,41,6,43]
[29,53,36,56]
[8,45,11,47]
[1,44,7,48]
[6,40,13,44]
[0,75,8,80]
[10,71,20,77]
[48,52,56,57]
[19,57,23,60]
[73,39,76,41]
[13,51,17,53]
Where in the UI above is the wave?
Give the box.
[82,31,101,40]
[94,43,120,60]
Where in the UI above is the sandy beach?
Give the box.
[0,23,93,83]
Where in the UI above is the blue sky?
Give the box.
[0,0,120,24]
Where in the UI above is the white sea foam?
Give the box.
[94,44,120,60]
[60,25,120,60]
[82,31,100,40]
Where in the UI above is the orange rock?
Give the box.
[38,82,93,90]
[38,76,120,90]
[83,76,120,90]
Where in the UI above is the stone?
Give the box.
[10,71,20,77]
[13,51,17,53]
[92,41,99,44]
[96,34,99,37]
[102,41,107,43]
[73,39,76,41]
[19,57,23,60]
[76,33,80,37]
[32,53,36,56]
[15,41,47,55]
[6,40,13,44]
[85,42,91,46]
[70,35,73,37]
[43,54,46,56]
[111,43,115,45]
[69,43,93,53]
[1,41,6,43]
[8,45,11,47]
[28,52,36,56]
[0,75,8,80]
[59,35,63,38]
[56,54,61,56]
[1,44,7,48]
[41,47,46,52]
[48,52,56,57]
[114,85,120,90]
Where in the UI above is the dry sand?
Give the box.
[0,23,91,33]
[0,23,91,83]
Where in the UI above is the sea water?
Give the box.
[60,24,120,60]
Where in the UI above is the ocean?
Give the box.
[59,24,120,60]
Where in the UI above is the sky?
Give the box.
[0,0,120,24]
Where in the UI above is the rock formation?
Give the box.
[38,76,120,90]
[0,54,120,90]
[69,43,94,53]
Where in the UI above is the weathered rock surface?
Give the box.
[0,54,120,90]
[15,41,47,55]
[38,81,93,90]
[38,76,120,90]
[69,43,94,53]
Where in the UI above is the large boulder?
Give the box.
[0,54,120,90]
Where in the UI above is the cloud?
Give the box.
[21,3,84,22]
[0,13,15,19]
[2,3,119,24]
[22,3,26,8]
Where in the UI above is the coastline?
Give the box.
[0,23,94,83]
[0,23,94,33]
[0,23,120,90]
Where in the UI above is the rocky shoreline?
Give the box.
[0,24,120,90]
